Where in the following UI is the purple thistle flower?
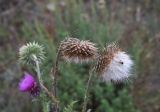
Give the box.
[19,72,40,97]
[19,72,35,92]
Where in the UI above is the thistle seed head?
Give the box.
[59,38,98,63]
[19,42,45,65]
[95,43,133,83]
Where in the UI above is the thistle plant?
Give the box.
[19,42,58,108]
[18,38,134,112]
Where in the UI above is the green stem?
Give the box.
[82,69,94,112]
[35,57,42,84]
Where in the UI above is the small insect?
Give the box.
[119,61,124,64]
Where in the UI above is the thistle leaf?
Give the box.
[63,101,78,112]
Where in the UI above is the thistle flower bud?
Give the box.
[59,38,98,63]
[19,42,45,65]
[95,43,133,83]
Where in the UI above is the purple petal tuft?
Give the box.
[19,72,35,92]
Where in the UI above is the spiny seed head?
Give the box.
[19,42,45,65]
[59,38,98,63]
[95,43,133,83]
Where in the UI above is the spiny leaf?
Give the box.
[63,101,78,112]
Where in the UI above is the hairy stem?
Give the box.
[82,69,94,112]
[33,55,59,104]
[40,83,59,104]
[35,58,42,84]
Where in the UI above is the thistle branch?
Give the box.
[33,55,59,104]
[53,48,60,97]
[82,69,94,112]
[40,83,59,104]
[51,46,61,112]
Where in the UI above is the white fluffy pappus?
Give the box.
[63,56,92,63]
[101,51,134,83]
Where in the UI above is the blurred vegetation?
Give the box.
[0,0,160,112]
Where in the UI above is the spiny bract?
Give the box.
[19,42,45,65]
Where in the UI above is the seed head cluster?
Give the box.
[59,38,98,63]
[19,39,134,85]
